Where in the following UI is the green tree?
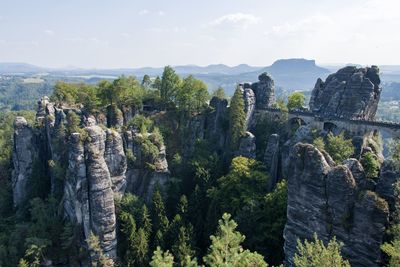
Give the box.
[18,259,29,267]
[287,92,305,110]
[325,132,354,163]
[177,75,209,114]
[66,112,81,135]
[203,213,268,267]
[172,226,195,266]
[160,66,181,106]
[361,152,380,179]
[389,138,400,162]
[294,233,350,267]
[229,86,246,148]
[152,189,169,249]
[211,87,226,100]
[87,232,113,267]
[97,80,115,106]
[142,75,152,89]
[313,137,325,151]
[153,76,162,91]
[208,156,268,215]
[382,239,400,267]
[150,247,174,267]
[50,81,79,105]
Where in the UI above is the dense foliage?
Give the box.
[294,234,350,267]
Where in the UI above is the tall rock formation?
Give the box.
[251,72,276,109]
[309,66,381,120]
[284,143,390,267]
[12,117,38,207]
[12,97,172,266]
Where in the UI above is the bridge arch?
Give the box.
[323,122,338,133]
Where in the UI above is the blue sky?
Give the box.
[0,0,399,68]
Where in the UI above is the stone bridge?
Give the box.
[263,108,400,138]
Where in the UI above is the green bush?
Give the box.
[361,152,380,179]
[325,132,354,163]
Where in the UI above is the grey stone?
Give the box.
[237,131,256,159]
[309,66,381,120]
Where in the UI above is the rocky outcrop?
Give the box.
[377,160,400,214]
[85,125,117,259]
[105,129,127,195]
[284,143,389,267]
[251,72,276,109]
[207,97,229,150]
[264,134,280,190]
[124,130,170,202]
[309,66,381,120]
[12,117,38,207]
[240,84,256,129]
[106,105,124,128]
[237,131,256,159]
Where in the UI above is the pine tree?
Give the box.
[294,233,350,267]
[229,86,246,149]
[150,247,174,267]
[203,213,268,267]
[152,189,169,249]
[133,227,150,267]
[160,66,180,106]
[172,226,196,266]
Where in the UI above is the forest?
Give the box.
[0,66,399,267]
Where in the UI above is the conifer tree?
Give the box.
[203,213,268,267]
[229,86,246,149]
[294,233,350,267]
[151,189,169,249]
[150,247,174,267]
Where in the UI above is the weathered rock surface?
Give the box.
[12,117,38,207]
[240,84,256,129]
[124,130,170,202]
[376,160,400,214]
[85,125,117,259]
[237,131,256,159]
[284,143,389,267]
[251,72,276,109]
[309,66,381,120]
[207,97,229,150]
[104,129,127,195]
[264,134,280,190]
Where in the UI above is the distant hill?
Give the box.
[0,63,46,74]
[3,59,399,96]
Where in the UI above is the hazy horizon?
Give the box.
[1,0,399,68]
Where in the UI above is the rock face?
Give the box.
[240,84,256,129]
[12,117,38,207]
[377,160,400,214]
[105,129,127,195]
[237,131,256,159]
[251,72,276,109]
[284,143,389,267]
[85,125,117,259]
[12,98,172,266]
[124,130,170,202]
[309,66,381,120]
[264,134,280,190]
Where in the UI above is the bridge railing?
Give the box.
[259,107,400,129]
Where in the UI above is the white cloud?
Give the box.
[44,29,54,35]
[210,13,261,29]
[139,9,149,15]
[158,10,165,16]
[266,14,334,37]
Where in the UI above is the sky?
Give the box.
[0,0,399,68]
